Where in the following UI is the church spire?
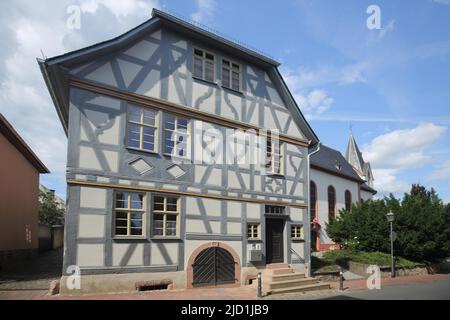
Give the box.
[345,131,364,173]
[345,131,375,187]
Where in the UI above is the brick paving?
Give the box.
[1,266,450,300]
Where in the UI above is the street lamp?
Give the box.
[386,211,395,278]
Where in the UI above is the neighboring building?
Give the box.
[0,114,49,267]
[39,184,66,211]
[310,136,377,252]
[39,10,320,293]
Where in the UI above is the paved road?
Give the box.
[321,278,450,300]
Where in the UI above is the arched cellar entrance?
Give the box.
[186,242,241,288]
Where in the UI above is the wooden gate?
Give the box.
[192,247,236,287]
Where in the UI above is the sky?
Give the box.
[0,0,449,203]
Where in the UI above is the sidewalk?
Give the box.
[329,273,450,292]
[1,273,450,300]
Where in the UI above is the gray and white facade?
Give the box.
[40,10,322,293]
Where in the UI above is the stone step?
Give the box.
[266,277,319,290]
[268,282,331,295]
[266,263,290,270]
[265,272,306,282]
[265,268,294,275]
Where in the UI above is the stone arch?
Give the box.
[186,242,241,288]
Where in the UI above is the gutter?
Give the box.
[305,141,321,277]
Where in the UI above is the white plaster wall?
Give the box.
[150,242,178,266]
[78,214,105,238]
[112,243,144,266]
[310,168,360,244]
[79,187,107,209]
[77,244,104,267]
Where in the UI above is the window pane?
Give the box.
[128,139,140,149]
[205,53,214,61]
[194,49,203,57]
[205,59,214,82]
[153,214,164,236]
[194,56,203,78]
[128,130,140,141]
[130,220,142,228]
[177,118,188,131]
[143,142,154,151]
[115,219,128,227]
[166,215,177,236]
[143,109,156,126]
[222,67,230,87]
[128,106,141,123]
[115,227,127,235]
[232,71,240,91]
[167,203,177,212]
[130,211,143,220]
[115,212,127,219]
[153,196,165,211]
[131,194,143,209]
[115,193,128,208]
[130,228,143,236]
[165,114,176,130]
[143,127,154,140]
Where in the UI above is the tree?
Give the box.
[326,185,450,262]
[38,190,65,226]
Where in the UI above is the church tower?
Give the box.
[345,133,374,187]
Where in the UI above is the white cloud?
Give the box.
[191,0,217,24]
[362,123,447,196]
[294,89,334,118]
[429,159,450,181]
[339,62,371,85]
[432,0,450,5]
[79,0,155,17]
[0,0,160,198]
[362,123,447,170]
[373,169,410,195]
[282,62,371,89]
[379,19,395,40]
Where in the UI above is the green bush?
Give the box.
[326,184,450,262]
[322,249,418,268]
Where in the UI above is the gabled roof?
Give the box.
[38,9,319,146]
[0,114,49,174]
[43,9,280,69]
[311,144,364,183]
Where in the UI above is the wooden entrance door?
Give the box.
[265,219,284,264]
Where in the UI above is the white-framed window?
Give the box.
[152,195,180,237]
[291,225,303,240]
[266,138,283,175]
[222,59,241,91]
[164,113,190,158]
[114,191,146,237]
[193,48,215,82]
[127,105,158,153]
[247,223,260,240]
[265,205,285,215]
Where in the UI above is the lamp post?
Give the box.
[386,211,395,278]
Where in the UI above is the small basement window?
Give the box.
[135,280,173,292]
